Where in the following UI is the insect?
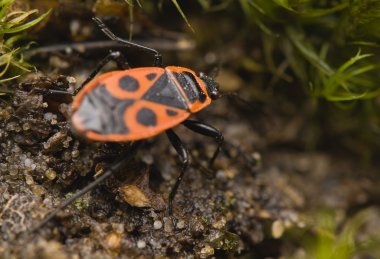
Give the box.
[33,17,223,231]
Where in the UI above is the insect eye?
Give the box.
[208,85,220,100]
[199,73,219,100]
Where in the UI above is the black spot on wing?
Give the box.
[142,73,188,110]
[166,109,178,116]
[137,108,157,126]
[119,75,139,92]
[146,73,157,80]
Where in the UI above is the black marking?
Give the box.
[93,84,125,109]
[119,75,139,92]
[146,73,157,80]
[113,99,135,133]
[184,71,207,103]
[166,109,178,116]
[142,73,188,110]
[75,83,134,134]
[137,108,157,126]
[174,72,207,103]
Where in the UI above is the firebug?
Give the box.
[34,17,223,231]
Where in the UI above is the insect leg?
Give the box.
[182,120,224,168]
[31,141,141,233]
[75,51,130,94]
[165,129,190,215]
[92,17,163,67]
[30,88,74,96]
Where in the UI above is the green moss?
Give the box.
[285,208,380,259]
[209,230,240,252]
[236,1,380,102]
[65,192,90,211]
[0,0,50,91]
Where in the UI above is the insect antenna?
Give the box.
[219,92,254,108]
[31,141,142,233]
[92,17,163,67]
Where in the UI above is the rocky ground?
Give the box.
[1,1,380,258]
[1,74,378,258]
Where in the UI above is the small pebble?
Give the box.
[31,185,46,196]
[272,220,285,239]
[66,76,76,84]
[105,232,121,250]
[150,211,158,219]
[212,217,226,230]
[200,245,214,258]
[137,240,146,249]
[176,220,186,229]
[190,217,204,235]
[163,217,173,232]
[25,174,34,185]
[44,112,54,121]
[71,150,80,158]
[45,169,57,180]
[118,184,150,207]
[153,220,163,230]
[62,151,71,161]
[22,123,30,131]
[24,158,33,168]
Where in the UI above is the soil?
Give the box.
[1,1,380,258]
